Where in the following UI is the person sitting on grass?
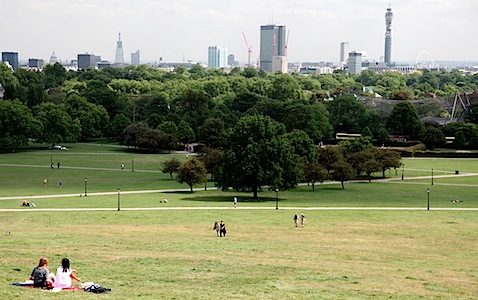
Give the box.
[54,258,80,289]
[30,256,55,289]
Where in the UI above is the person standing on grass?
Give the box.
[219,221,226,237]
[300,213,306,227]
[213,221,220,236]
[59,180,63,188]
[54,258,80,289]
[233,196,237,208]
[121,163,124,171]
[293,213,299,227]
[44,179,47,187]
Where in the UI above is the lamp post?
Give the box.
[275,189,279,210]
[401,164,404,180]
[427,189,430,211]
[84,178,88,197]
[117,188,120,211]
[132,157,134,172]
[431,168,434,185]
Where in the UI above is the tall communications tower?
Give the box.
[384,6,393,65]
[115,32,124,64]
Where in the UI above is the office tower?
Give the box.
[49,51,58,65]
[227,54,235,66]
[259,24,286,72]
[348,51,363,74]
[77,54,96,69]
[131,50,140,66]
[340,42,349,65]
[208,46,227,68]
[2,52,19,71]
[384,6,393,64]
[115,32,124,64]
[28,59,44,69]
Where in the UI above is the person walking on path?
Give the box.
[121,163,124,171]
[233,196,237,208]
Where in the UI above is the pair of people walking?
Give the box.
[213,221,227,237]
[293,213,306,227]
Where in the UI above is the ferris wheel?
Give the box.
[415,49,438,70]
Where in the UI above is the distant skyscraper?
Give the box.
[340,42,349,65]
[384,6,393,64]
[131,50,140,66]
[28,59,44,69]
[2,52,19,71]
[115,32,124,64]
[227,54,235,66]
[259,24,286,72]
[208,46,227,68]
[348,51,363,74]
[77,54,96,69]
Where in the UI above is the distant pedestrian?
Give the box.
[219,221,226,237]
[121,163,124,171]
[293,213,299,227]
[50,163,54,169]
[300,213,306,227]
[59,180,63,188]
[233,196,237,208]
[213,221,220,236]
[44,179,47,187]
[57,162,60,169]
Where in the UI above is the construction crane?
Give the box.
[242,32,252,68]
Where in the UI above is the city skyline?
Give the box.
[1,0,477,65]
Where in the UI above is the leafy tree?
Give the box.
[327,94,373,133]
[136,128,162,152]
[361,126,373,138]
[120,122,150,149]
[303,163,328,191]
[177,120,195,144]
[0,63,19,100]
[161,158,181,179]
[362,159,382,182]
[110,113,132,138]
[199,118,227,148]
[158,121,178,138]
[13,69,46,107]
[339,136,373,156]
[386,101,425,140]
[198,147,223,181]
[217,115,300,199]
[390,89,414,100]
[282,102,332,142]
[33,102,81,146]
[317,146,343,173]
[372,148,402,178]
[43,62,67,89]
[330,161,355,189]
[65,94,110,139]
[176,157,208,192]
[421,126,446,150]
[269,74,304,101]
[0,99,37,152]
[454,130,466,149]
[285,129,317,164]
[442,122,478,148]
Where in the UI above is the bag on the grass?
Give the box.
[83,282,111,293]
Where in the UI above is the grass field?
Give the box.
[1,144,477,299]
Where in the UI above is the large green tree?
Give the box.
[386,101,425,140]
[0,99,38,152]
[176,157,208,192]
[217,115,300,199]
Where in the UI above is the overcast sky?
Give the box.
[1,0,477,64]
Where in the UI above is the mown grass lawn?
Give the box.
[1,145,477,299]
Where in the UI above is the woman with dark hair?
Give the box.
[54,258,80,289]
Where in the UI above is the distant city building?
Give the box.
[49,51,58,65]
[77,54,97,69]
[340,42,349,66]
[115,32,124,64]
[131,50,140,66]
[348,51,363,74]
[272,55,288,73]
[2,52,19,71]
[98,61,111,69]
[28,58,44,69]
[259,24,286,72]
[227,54,236,67]
[208,46,227,68]
[384,5,393,64]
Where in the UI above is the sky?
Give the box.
[1,0,477,65]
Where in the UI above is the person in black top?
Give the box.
[219,221,226,237]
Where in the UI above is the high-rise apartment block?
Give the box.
[259,24,286,72]
[340,42,349,65]
[28,59,44,69]
[2,52,19,71]
[384,6,393,64]
[348,51,363,74]
[131,50,140,66]
[115,32,124,64]
[208,46,227,68]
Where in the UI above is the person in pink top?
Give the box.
[54,258,80,289]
